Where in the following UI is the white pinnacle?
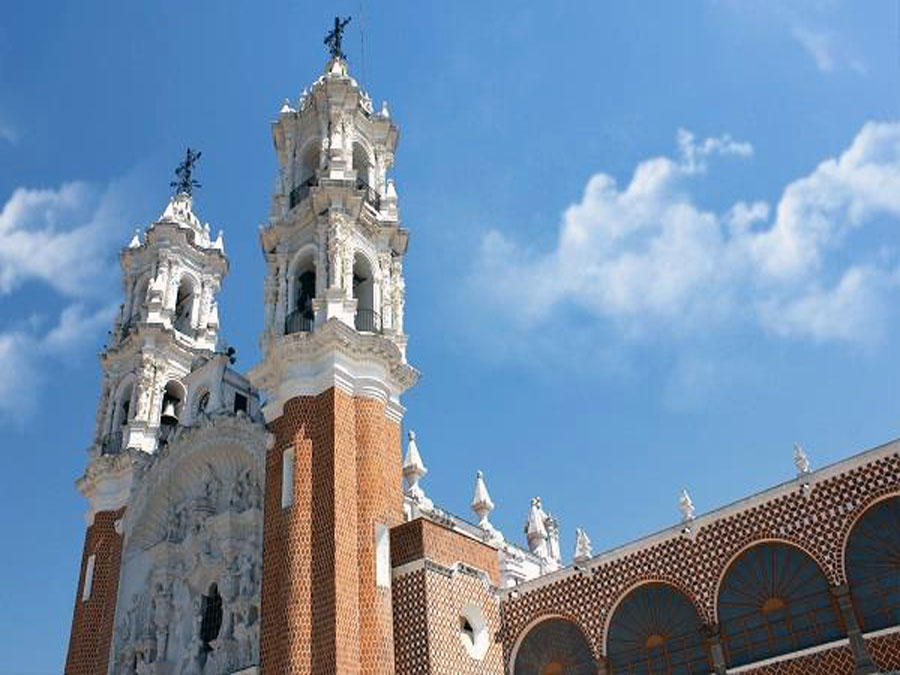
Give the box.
[471,470,495,526]
[793,442,811,475]
[679,488,695,523]
[402,430,427,497]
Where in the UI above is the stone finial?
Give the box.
[793,442,811,475]
[471,470,494,525]
[380,100,390,118]
[128,227,141,248]
[402,430,428,498]
[574,528,592,564]
[679,488,695,523]
[525,497,548,553]
[280,98,295,114]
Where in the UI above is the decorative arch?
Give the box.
[605,581,711,674]
[510,614,599,675]
[844,494,900,633]
[352,140,374,185]
[352,250,379,332]
[716,541,844,668]
[173,273,199,334]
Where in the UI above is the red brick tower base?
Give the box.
[65,507,125,675]
[260,387,403,674]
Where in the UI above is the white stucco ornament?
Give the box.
[679,488,695,523]
[793,442,811,475]
[402,430,433,518]
[471,470,503,544]
[574,528,592,564]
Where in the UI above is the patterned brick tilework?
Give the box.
[868,630,900,672]
[391,518,500,586]
[392,569,430,674]
[391,519,504,674]
[737,644,855,675]
[500,450,900,669]
[65,507,125,675]
[356,397,403,675]
[260,387,402,675]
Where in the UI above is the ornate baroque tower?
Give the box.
[65,185,238,674]
[248,48,417,673]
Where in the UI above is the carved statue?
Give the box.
[239,553,255,599]
[574,528,592,563]
[679,488,695,523]
[151,581,172,662]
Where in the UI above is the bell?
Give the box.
[160,400,179,426]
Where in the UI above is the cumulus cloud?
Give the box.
[0,177,142,423]
[469,122,900,349]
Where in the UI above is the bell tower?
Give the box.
[65,161,229,674]
[249,31,417,674]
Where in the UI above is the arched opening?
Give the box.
[845,496,900,632]
[173,276,195,334]
[194,387,211,418]
[513,617,597,675]
[200,582,223,653]
[289,141,320,209]
[353,142,380,210]
[717,542,843,668]
[159,380,185,437]
[606,582,711,674]
[104,381,133,455]
[352,252,379,333]
[286,248,316,334]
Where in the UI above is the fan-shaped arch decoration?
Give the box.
[845,495,900,632]
[718,542,843,668]
[606,582,711,674]
[513,617,597,675]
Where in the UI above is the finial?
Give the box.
[128,227,141,248]
[280,98,295,114]
[402,429,427,494]
[574,528,592,564]
[679,488,695,523]
[380,100,390,118]
[170,147,202,197]
[324,16,352,60]
[471,470,495,526]
[793,442,811,475]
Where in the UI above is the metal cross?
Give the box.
[170,147,202,196]
[324,16,351,60]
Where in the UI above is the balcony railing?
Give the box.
[285,309,314,335]
[356,178,381,211]
[355,309,381,333]
[289,176,317,209]
[100,430,124,456]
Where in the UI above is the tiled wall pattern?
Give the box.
[65,507,125,675]
[501,451,900,673]
[259,387,401,674]
[868,631,900,672]
[391,518,504,674]
[736,644,855,675]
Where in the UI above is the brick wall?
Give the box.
[391,518,504,674]
[65,507,125,675]
[736,644,855,675]
[260,387,402,674]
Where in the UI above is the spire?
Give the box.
[471,470,503,544]
[402,430,432,518]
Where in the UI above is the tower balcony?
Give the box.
[355,177,381,211]
[284,309,314,335]
[288,176,318,210]
[354,308,382,334]
[99,430,124,456]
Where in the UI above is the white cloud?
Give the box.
[0,181,134,297]
[791,26,837,72]
[0,175,143,423]
[470,122,900,348]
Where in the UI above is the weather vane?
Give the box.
[324,16,351,60]
[170,147,202,196]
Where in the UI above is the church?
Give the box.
[65,23,900,675]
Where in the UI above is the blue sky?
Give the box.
[1,2,898,671]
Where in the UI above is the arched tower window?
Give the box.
[289,142,320,209]
[160,380,185,429]
[606,582,711,674]
[353,253,379,333]
[104,382,132,455]
[717,542,843,668]
[845,496,900,632]
[353,142,372,186]
[513,618,597,675]
[200,583,223,652]
[286,249,316,334]
[173,276,195,334]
